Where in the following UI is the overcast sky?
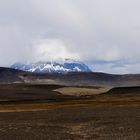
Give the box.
[0,0,140,74]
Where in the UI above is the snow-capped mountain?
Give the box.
[11,59,92,73]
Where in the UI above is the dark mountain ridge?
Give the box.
[0,67,140,87]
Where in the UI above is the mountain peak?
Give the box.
[11,59,92,73]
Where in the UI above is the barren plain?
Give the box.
[0,84,139,140]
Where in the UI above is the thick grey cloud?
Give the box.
[0,0,140,73]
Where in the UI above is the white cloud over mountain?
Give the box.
[0,0,140,73]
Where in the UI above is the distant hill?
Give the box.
[0,67,25,83]
[0,67,140,87]
[11,59,92,73]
